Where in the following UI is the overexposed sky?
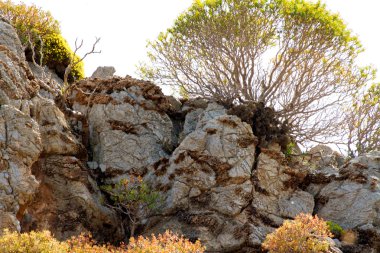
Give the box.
[12,0,380,80]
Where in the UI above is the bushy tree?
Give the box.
[262,213,334,253]
[0,0,84,82]
[346,83,380,155]
[141,0,373,144]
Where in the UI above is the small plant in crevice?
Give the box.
[284,142,296,157]
[101,176,162,237]
[326,221,344,239]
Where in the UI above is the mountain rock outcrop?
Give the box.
[0,16,379,253]
[0,17,123,242]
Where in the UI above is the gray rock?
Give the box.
[311,152,380,230]
[91,66,116,78]
[0,17,24,58]
[21,155,124,242]
[179,108,204,141]
[69,77,174,180]
[315,181,380,229]
[31,96,84,156]
[278,190,315,218]
[146,113,257,251]
[0,106,42,231]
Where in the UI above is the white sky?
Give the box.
[12,0,380,80]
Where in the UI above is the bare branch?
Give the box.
[62,37,101,97]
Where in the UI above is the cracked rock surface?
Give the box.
[0,17,123,242]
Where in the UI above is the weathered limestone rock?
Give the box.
[91,66,116,78]
[69,77,173,179]
[308,144,345,168]
[31,96,85,156]
[309,151,380,229]
[303,151,380,252]
[22,156,124,241]
[0,18,123,241]
[143,105,258,251]
[0,16,24,58]
[0,106,42,233]
[252,143,314,226]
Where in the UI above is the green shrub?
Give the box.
[262,213,333,253]
[326,221,344,239]
[0,0,59,45]
[0,0,84,82]
[41,34,84,82]
[101,176,162,237]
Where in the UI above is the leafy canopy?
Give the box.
[141,0,373,144]
[347,82,380,155]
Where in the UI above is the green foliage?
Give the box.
[326,221,344,239]
[102,177,161,210]
[0,0,84,82]
[347,82,380,155]
[284,142,296,156]
[0,0,59,45]
[101,176,162,236]
[262,213,333,253]
[41,34,84,82]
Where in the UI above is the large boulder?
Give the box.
[69,77,174,180]
[91,66,116,79]
[252,143,314,225]
[144,105,257,251]
[142,104,314,251]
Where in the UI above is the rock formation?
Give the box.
[0,16,379,253]
[0,17,123,242]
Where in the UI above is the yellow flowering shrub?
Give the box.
[0,229,68,253]
[126,230,205,253]
[262,213,333,253]
[0,229,204,253]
